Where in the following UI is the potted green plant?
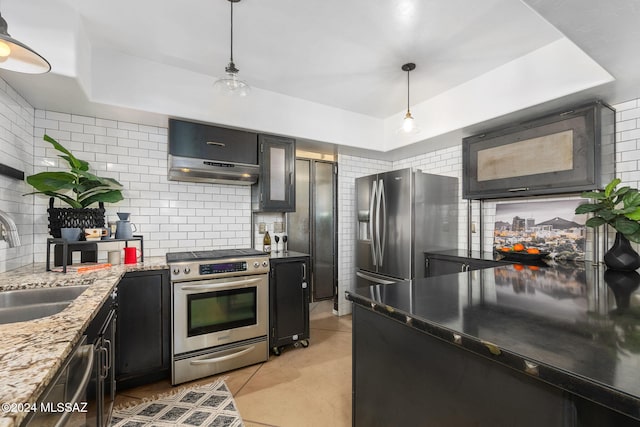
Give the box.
[575,178,640,270]
[24,134,124,238]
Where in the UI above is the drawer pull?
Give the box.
[481,340,501,355]
[206,141,226,147]
[524,360,539,376]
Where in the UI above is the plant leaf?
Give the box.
[623,190,640,209]
[44,135,82,170]
[575,203,602,214]
[26,171,77,193]
[61,155,89,171]
[626,230,640,244]
[625,208,640,221]
[614,217,640,235]
[599,210,617,221]
[605,178,621,197]
[80,190,124,207]
[585,217,607,227]
[614,186,631,197]
[580,191,606,200]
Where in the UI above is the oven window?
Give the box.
[187,287,257,337]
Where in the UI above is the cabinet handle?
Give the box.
[206,141,226,147]
[302,263,306,280]
[104,339,112,371]
[100,347,108,380]
[508,187,529,192]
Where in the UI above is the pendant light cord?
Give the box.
[229,0,234,63]
[406,69,410,112]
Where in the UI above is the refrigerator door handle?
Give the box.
[370,180,377,267]
[379,179,386,267]
[356,271,396,285]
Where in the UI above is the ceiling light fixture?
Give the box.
[213,0,249,96]
[400,62,419,134]
[0,11,50,74]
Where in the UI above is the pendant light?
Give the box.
[213,0,249,96]
[0,11,50,74]
[400,62,419,134]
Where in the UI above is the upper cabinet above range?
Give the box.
[252,134,296,212]
[168,118,259,185]
[462,101,615,199]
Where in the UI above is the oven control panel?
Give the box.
[169,256,270,281]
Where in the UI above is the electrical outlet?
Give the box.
[274,221,284,233]
[258,222,266,234]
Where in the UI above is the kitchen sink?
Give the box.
[0,286,88,324]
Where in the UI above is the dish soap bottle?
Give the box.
[263,227,272,253]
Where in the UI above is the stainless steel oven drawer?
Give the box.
[173,337,268,385]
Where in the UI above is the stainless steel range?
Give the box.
[167,249,269,385]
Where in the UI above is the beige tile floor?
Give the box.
[114,300,352,426]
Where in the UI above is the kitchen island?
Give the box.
[346,262,640,426]
[0,258,168,427]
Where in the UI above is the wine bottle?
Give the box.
[263,227,272,253]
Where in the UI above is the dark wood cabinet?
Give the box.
[269,255,310,354]
[252,134,296,212]
[425,253,508,277]
[115,270,170,389]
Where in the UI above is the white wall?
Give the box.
[31,110,252,263]
[0,80,35,272]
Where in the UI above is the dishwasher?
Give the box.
[23,336,94,427]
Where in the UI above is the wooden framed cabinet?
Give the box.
[269,254,310,355]
[252,134,296,212]
[115,270,171,389]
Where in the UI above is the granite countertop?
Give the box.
[0,257,168,427]
[346,262,640,420]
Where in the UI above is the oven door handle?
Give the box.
[180,277,262,291]
[189,345,256,365]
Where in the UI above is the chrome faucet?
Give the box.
[0,209,21,247]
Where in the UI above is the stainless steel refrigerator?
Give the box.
[356,168,458,285]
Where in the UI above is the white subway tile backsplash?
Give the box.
[71,115,95,125]
[118,121,139,131]
[96,118,118,128]
[107,128,129,138]
[45,111,71,122]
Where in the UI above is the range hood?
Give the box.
[168,155,259,185]
[168,118,260,185]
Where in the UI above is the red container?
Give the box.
[123,247,141,264]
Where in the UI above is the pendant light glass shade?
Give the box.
[402,111,415,133]
[398,62,419,134]
[214,62,250,96]
[213,0,249,96]
[0,13,50,74]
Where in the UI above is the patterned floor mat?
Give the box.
[111,379,244,427]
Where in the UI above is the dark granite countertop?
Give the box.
[269,251,309,260]
[346,262,640,420]
[425,248,514,263]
